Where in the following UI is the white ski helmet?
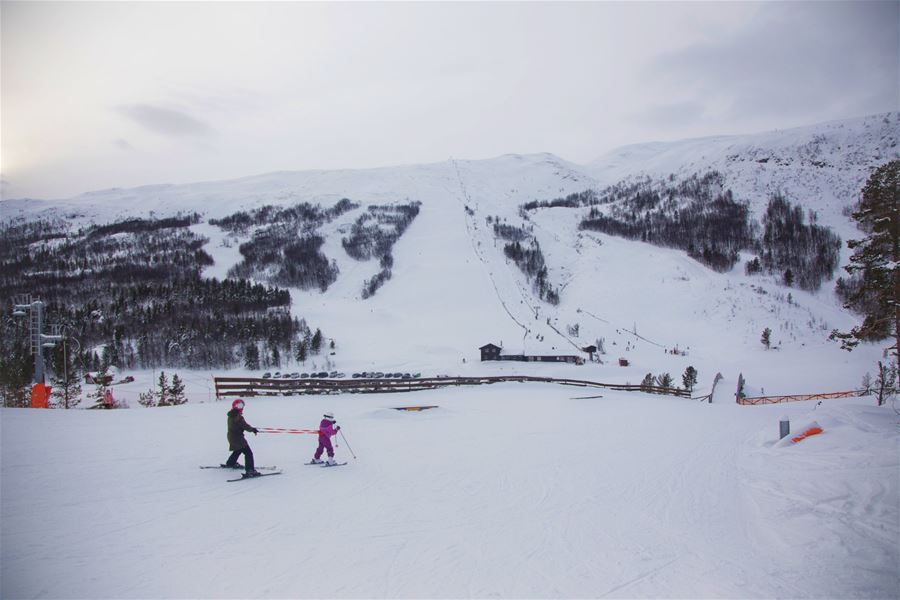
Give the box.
[323,412,335,421]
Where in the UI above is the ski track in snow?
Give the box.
[2,386,897,599]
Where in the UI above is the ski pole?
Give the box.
[339,430,357,459]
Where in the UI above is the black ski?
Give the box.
[200,464,277,470]
[226,471,283,482]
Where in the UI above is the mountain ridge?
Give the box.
[2,112,898,395]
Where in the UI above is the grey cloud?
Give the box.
[632,101,707,128]
[647,2,899,122]
[116,104,213,137]
[114,138,134,151]
[0,177,19,201]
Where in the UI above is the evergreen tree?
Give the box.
[656,372,674,389]
[0,356,32,408]
[761,327,772,350]
[244,344,260,371]
[138,388,156,407]
[783,269,794,287]
[736,373,747,402]
[100,346,112,372]
[640,373,655,391]
[49,342,82,409]
[156,371,170,407]
[311,329,323,354]
[169,374,187,405]
[295,339,309,364]
[682,366,698,393]
[745,257,762,275]
[831,160,900,378]
[271,345,281,368]
[874,360,898,407]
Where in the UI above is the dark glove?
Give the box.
[253,428,259,435]
[335,426,341,432]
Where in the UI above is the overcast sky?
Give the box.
[2,1,897,200]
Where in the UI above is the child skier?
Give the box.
[224,399,261,476]
[310,412,341,465]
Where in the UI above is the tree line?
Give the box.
[341,201,421,299]
[220,199,360,291]
[488,218,560,305]
[0,213,328,405]
[522,170,841,287]
[750,194,842,290]
[210,198,358,234]
[577,173,755,272]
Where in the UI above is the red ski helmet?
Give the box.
[232,399,245,411]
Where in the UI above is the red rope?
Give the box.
[258,427,319,434]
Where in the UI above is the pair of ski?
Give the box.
[226,461,346,482]
[305,460,348,468]
[199,464,283,482]
[201,461,346,483]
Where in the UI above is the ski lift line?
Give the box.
[578,308,610,324]
[544,319,587,354]
[623,329,666,349]
[451,158,530,337]
[580,307,666,348]
[451,159,573,352]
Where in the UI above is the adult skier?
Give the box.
[310,412,341,465]
[224,399,260,476]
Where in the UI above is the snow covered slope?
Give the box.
[2,115,899,599]
[2,114,898,393]
[588,112,900,237]
[2,386,897,598]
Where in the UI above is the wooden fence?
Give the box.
[737,389,869,405]
[213,375,693,400]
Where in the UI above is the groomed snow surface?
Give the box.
[2,384,897,599]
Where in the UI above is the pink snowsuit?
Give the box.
[314,419,338,459]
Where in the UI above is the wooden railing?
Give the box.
[213,375,693,399]
[737,389,868,405]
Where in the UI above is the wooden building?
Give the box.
[479,343,502,361]
[479,343,584,365]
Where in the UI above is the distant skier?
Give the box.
[224,399,261,476]
[310,412,341,465]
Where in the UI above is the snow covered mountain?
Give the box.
[588,112,900,238]
[3,113,899,394]
[2,115,899,600]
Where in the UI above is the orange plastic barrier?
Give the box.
[31,383,51,409]
[791,426,823,443]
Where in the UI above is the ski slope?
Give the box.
[2,113,900,598]
[1,385,897,598]
[3,114,897,392]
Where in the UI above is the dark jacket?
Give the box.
[227,409,258,451]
